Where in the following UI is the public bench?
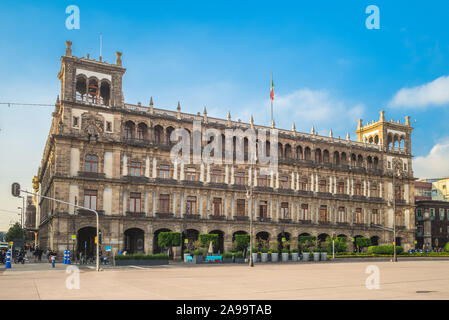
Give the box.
[204,255,222,262]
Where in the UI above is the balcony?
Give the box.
[76,209,104,216]
[209,214,226,221]
[350,166,366,174]
[316,192,333,199]
[184,214,201,220]
[278,188,294,195]
[336,222,349,226]
[279,158,296,165]
[254,186,274,193]
[122,175,150,183]
[298,219,312,224]
[368,197,384,203]
[77,171,106,179]
[234,216,249,222]
[297,190,313,197]
[126,211,146,218]
[279,218,292,224]
[367,168,383,175]
[352,195,367,201]
[181,180,203,187]
[257,217,272,223]
[335,193,350,200]
[318,220,330,225]
[155,212,175,219]
[122,137,151,147]
[296,159,314,166]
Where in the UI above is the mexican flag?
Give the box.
[270,73,274,100]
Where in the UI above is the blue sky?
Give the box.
[1,0,449,230]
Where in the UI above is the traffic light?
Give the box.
[11,183,20,197]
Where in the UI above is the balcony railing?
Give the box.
[77,171,106,179]
[209,214,226,221]
[122,137,152,146]
[126,211,146,218]
[155,212,175,219]
[257,217,272,222]
[316,192,333,199]
[298,219,312,224]
[352,195,367,201]
[184,214,201,220]
[279,218,292,224]
[318,220,330,225]
[76,209,104,216]
[336,222,349,226]
[234,215,249,221]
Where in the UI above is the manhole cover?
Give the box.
[416,290,435,294]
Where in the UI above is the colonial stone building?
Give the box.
[34,41,416,258]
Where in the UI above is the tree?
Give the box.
[199,234,218,249]
[0,232,6,242]
[5,223,25,242]
[158,232,181,256]
[356,237,371,251]
[324,236,348,253]
[234,234,250,251]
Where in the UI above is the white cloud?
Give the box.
[390,75,449,108]
[271,88,364,136]
[413,138,449,179]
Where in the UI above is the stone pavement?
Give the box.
[1,260,448,300]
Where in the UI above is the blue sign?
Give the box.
[105,245,111,252]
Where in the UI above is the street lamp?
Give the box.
[391,158,404,263]
[246,154,257,268]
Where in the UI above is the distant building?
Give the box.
[415,200,449,249]
[432,178,449,202]
[414,180,432,201]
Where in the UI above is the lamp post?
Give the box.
[391,158,403,263]
[246,154,257,268]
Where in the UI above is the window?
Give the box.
[301,178,308,191]
[300,204,309,220]
[416,209,422,218]
[129,192,141,213]
[355,183,362,196]
[338,207,346,223]
[212,198,222,216]
[395,185,403,201]
[130,162,142,177]
[73,116,79,128]
[159,194,170,213]
[281,202,289,219]
[137,126,145,141]
[186,168,196,181]
[372,209,379,225]
[259,174,268,187]
[370,184,378,197]
[84,190,97,210]
[124,125,133,139]
[106,121,112,132]
[319,205,327,222]
[235,172,245,185]
[403,163,407,171]
[355,208,363,224]
[211,170,222,183]
[186,196,196,215]
[236,199,246,216]
[440,208,445,220]
[280,176,288,189]
[337,182,345,194]
[85,155,98,173]
[259,200,268,218]
[159,165,169,179]
[387,161,391,169]
[319,180,327,193]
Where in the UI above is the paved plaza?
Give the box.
[1,260,449,300]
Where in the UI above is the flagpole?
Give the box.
[271,99,273,124]
[270,71,273,124]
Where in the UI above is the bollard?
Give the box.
[67,250,71,265]
[5,250,11,269]
[63,250,67,264]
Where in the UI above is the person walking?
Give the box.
[50,251,56,268]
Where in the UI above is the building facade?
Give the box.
[34,42,416,258]
[415,200,449,249]
[414,180,432,201]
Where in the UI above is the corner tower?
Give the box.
[355,110,413,154]
[57,40,126,108]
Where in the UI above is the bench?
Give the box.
[186,255,194,263]
[205,255,222,262]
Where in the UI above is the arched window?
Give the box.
[284,144,292,159]
[75,76,87,102]
[304,147,311,160]
[154,125,163,144]
[323,150,330,163]
[124,121,135,140]
[99,81,110,106]
[315,149,322,163]
[85,155,98,173]
[88,78,99,104]
[296,146,303,160]
[137,123,147,141]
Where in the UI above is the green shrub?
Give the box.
[115,253,168,261]
[193,249,203,256]
[356,237,371,249]
[281,248,289,253]
[444,242,449,252]
[158,232,181,248]
[367,245,403,255]
[233,251,243,258]
[292,248,299,253]
[260,248,269,253]
[183,249,190,254]
[324,237,348,253]
[222,252,234,259]
[199,234,219,248]
[234,234,250,251]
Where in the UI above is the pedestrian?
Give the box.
[50,252,56,268]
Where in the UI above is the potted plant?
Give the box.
[320,248,328,261]
[252,250,259,264]
[183,249,191,263]
[291,248,299,261]
[281,248,289,262]
[313,248,321,261]
[222,252,234,263]
[193,249,203,264]
[261,248,269,262]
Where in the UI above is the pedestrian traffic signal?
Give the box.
[11,183,20,197]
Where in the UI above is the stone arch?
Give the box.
[124,227,145,254]
[370,235,380,246]
[209,230,225,254]
[277,232,291,251]
[323,149,330,163]
[75,74,87,101]
[296,145,303,160]
[304,147,311,160]
[182,228,199,251]
[76,226,97,259]
[317,233,329,246]
[99,80,111,106]
[333,151,340,166]
[153,228,171,254]
[284,144,292,159]
[124,120,136,139]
